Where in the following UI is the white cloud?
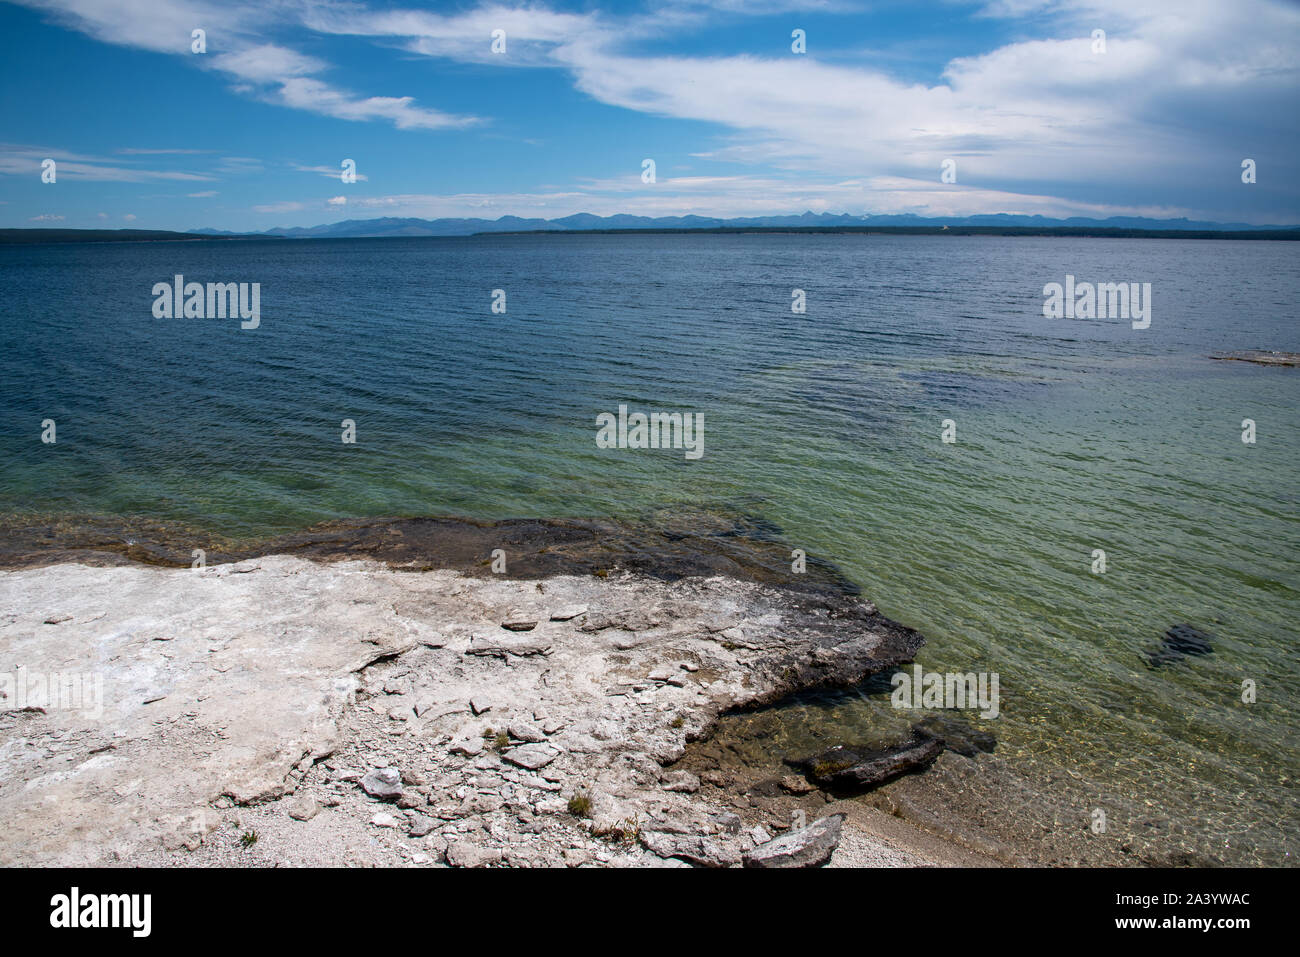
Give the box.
[9,0,1299,220]
[10,0,478,130]
[556,5,1297,190]
[0,143,215,181]
[215,157,264,175]
[293,163,369,182]
[307,176,1192,221]
[209,44,323,83]
[302,3,602,68]
[276,77,473,130]
[252,201,306,213]
[118,147,213,155]
[319,0,1299,201]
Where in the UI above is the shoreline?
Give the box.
[0,512,864,591]
[0,514,1243,867]
[1,526,994,867]
[4,225,1299,246]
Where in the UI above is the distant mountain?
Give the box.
[4,214,1297,246]
[264,216,554,238]
[258,211,1300,239]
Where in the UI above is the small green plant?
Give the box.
[568,791,592,818]
[594,817,641,846]
[239,830,258,848]
[811,758,854,779]
[616,817,641,846]
[493,731,509,750]
[669,715,684,729]
[482,727,495,739]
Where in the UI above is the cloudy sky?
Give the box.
[1,0,1297,230]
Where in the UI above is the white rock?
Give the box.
[508,723,546,743]
[501,610,540,631]
[286,795,320,821]
[550,605,588,621]
[503,743,559,771]
[360,768,403,800]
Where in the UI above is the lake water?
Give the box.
[1,233,1296,864]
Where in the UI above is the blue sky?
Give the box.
[2,0,1297,231]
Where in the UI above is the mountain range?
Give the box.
[192,211,1300,239]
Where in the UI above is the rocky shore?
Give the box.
[0,533,986,867]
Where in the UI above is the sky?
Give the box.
[1,0,1297,231]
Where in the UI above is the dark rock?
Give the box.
[1144,624,1214,668]
[1163,624,1213,656]
[914,715,996,757]
[790,734,943,790]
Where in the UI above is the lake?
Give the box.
[1,232,1296,864]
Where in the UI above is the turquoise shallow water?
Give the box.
[1,233,1297,863]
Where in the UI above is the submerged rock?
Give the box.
[1163,624,1214,655]
[743,814,844,868]
[913,715,997,757]
[791,734,943,790]
[1144,624,1214,669]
